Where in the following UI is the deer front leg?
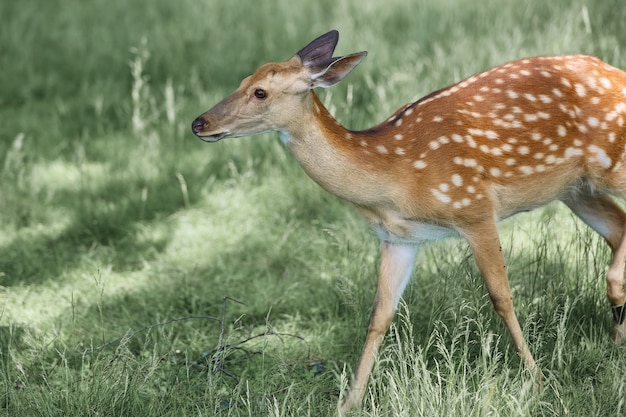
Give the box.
[340,241,418,415]
[462,220,539,376]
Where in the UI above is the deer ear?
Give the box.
[296,30,339,66]
[309,52,368,88]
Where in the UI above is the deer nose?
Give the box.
[191,117,206,134]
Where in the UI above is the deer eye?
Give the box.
[254,89,267,99]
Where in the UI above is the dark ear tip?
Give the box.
[297,30,341,65]
[312,30,340,48]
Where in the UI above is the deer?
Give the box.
[191,30,626,414]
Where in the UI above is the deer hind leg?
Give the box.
[462,219,539,375]
[340,241,418,415]
[561,190,626,344]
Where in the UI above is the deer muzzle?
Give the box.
[191,115,230,142]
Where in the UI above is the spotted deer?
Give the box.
[191,30,626,414]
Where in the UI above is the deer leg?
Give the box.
[608,233,626,345]
[340,241,418,415]
[462,220,539,375]
[562,193,626,344]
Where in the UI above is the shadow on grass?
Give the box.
[0,173,180,287]
[0,136,243,287]
[0,226,347,414]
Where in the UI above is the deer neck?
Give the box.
[281,91,387,206]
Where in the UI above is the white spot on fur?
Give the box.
[600,77,612,89]
[588,145,612,168]
[519,166,534,175]
[606,111,619,122]
[507,90,519,99]
[564,147,583,158]
[485,130,499,139]
[539,95,553,104]
[432,189,451,204]
[414,160,427,169]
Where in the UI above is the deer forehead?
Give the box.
[244,60,309,93]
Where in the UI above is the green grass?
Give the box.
[2,0,626,415]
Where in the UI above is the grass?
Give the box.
[2,0,626,415]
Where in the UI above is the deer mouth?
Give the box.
[195,131,230,142]
[191,116,231,142]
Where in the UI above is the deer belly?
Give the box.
[373,221,458,244]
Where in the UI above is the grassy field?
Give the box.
[2,0,626,415]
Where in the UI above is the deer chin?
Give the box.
[196,130,231,142]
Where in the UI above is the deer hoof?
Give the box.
[611,303,626,346]
[612,321,626,346]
